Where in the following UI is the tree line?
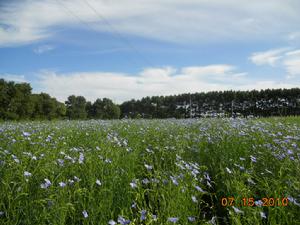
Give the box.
[0,79,120,120]
[1,78,300,120]
[120,89,300,118]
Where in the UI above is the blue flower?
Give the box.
[82,210,88,218]
[108,219,116,225]
[170,176,178,186]
[130,179,138,189]
[188,216,196,222]
[140,210,147,221]
[131,201,137,209]
[288,196,300,207]
[142,178,150,184]
[59,182,66,187]
[191,196,198,203]
[118,216,131,225]
[24,171,32,177]
[78,153,84,164]
[152,214,157,221]
[255,200,263,206]
[144,164,153,171]
[250,155,257,163]
[22,132,30,137]
[195,185,205,193]
[41,178,51,189]
[168,217,179,223]
[232,206,244,214]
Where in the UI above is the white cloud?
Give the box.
[1,0,300,46]
[34,45,55,54]
[249,48,290,66]
[283,51,300,78]
[250,48,300,78]
[0,23,48,47]
[285,49,300,57]
[181,65,235,76]
[34,65,299,103]
[0,74,27,83]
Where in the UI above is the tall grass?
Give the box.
[0,118,299,224]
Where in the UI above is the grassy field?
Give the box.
[0,118,299,225]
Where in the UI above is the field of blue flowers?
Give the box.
[0,118,299,225]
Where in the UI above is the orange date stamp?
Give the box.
[221,197,288,207]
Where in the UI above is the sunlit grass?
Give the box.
[0,118,299,224]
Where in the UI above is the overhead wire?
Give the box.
[55,0,154,68]
[82,0,155,67]
[55,0,100,34]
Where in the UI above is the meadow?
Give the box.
[0,118,299,225]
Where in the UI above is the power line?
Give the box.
[82,0,155,67]
[55,0,99,34]
[55,0,154,68]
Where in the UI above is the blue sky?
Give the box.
[1,0,300,103]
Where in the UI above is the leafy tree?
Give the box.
[56,102,66,118]
[30,93,66,119]
[102,98,120,119]
[85,101,94,119]
[119,88,300,118]
[0,79,32,120]
[1,78,300,120]
[92,98,104,119]
[65,95,87,119]
[91,98,120,119]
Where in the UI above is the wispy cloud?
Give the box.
[34,45,55,54]
[250,48,300,78]
[33,65,298,103]
[283,50,300,78]
[1,0,300,46]
[0,74,27,83]
[249,48,290,66]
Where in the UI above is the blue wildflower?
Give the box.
[140,210,147,221]
[118,216,131,225]
[82,210,88,218]
[41,178,51,189]
[188,216,196,222]
[168,217,179,223]
[108,220,117,225]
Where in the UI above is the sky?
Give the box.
[0,0,300,103]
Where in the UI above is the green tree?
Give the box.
[0,80,32,120]
[102,98,120,119]
[85,101,94,119]
[65,95,87,119]
[91,98,120,119]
